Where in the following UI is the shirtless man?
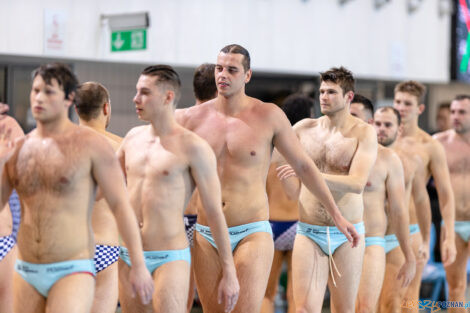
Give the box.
[118,65,239,313]
[0,63,153,313]
[277,67,377,313]
[391,81,456,312]
[176,63,217,313]
[349,98,415,313]
[0,109,23,313]
[176,45,359,313]
[75,82,122,313]
[261,94,313,313]
[434,94,470,313]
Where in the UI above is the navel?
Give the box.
[59,176,70,184]
[250,151,256,156]
[162,170,169,176]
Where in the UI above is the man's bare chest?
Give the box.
[299,128,357,173]
[125,140,188,182]
[444,141,470,174]
[191,116,272,166]
[11,140,88,196]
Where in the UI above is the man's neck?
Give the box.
[217,91,248,116]
[454,129,470,144]
[149,109,177,137]
[36,115,71,137]
[400,119,420,137]
[326,108,350,129]
[79,118,106,133]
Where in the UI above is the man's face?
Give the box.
[215,52,251,97]
[350,102,369,122]
[133,75,167,122]
[30,75,70,123]
[393,91,422,124]
[450,99,470,134]
[319,81,352,116]
[373,109,399,147]
[436,107,451,132]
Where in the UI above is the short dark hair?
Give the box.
[281,94,313,125]
[352,94,374,117]
[394,81,426,103]
[454,94,470,102]
[438,102,451,110]
[319,66,355,94]
[220,44,250,72]
[32,63,78,100]
[193,63,217,102]
[141,65,181,104]
[377,106,401,126]
[75,82,110,121]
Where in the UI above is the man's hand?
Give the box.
[441,238,456,267]
[217,268,240,312]
[417,242,430,265]
[276,164,297,180]
[332,214,360,247]
[128,264,154,305]
[0,124,15,164]
[0,103,9,120]
[397,256,416,288]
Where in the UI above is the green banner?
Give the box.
[111,29,147,52]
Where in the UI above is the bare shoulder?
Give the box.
[293,117,320,132]
[432,129,452,143]
[350,116,376,140]
[102,131,123,151]
[178,126,213,157]
[380,146,402,167]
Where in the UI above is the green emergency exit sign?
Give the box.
[111,29,147,52]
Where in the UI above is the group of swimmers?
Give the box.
[0,43,468,313]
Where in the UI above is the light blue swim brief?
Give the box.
[15,259,95,297]
[365,236,386,248]
[296,221,365,255]
[119,246,191,274]
[385,223,420,254]
[455,221,470,242]
[195,221,273,252]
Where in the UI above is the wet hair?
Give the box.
[193,63,217,102]
[75,82,110,121]
[377,106,401,126]
[394,81,426,103]
[319,66,355,94]
[352,94,374,118]
[281,94,313,125]
[220,44,251,72]
[32,63,78,100]
[454,94,470,102]
[141,65,181,104]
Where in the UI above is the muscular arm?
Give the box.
[411,159,431,247]
[187,136,239,311]
[92,138,144,267]
[0,117,24,210]
[188,138,234,272]
[386,153,414,262]
[91,135,153,303]
[322,125,378,194]
[429,139,456,266]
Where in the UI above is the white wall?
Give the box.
[0,0,452,82]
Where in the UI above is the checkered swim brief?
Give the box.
[9,190,21,240]
[184,214,197,247]
[94,245,120,273]
[270,221,298,251]
[0,235,15,261]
